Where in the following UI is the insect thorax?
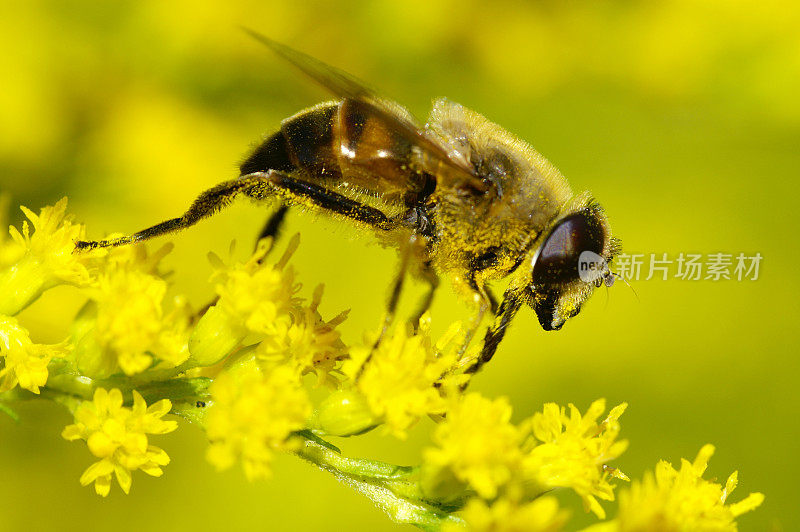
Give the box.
[424,98,573,281]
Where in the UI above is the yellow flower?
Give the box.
[423,396,628,515]
[603,444,764,532]
[189,237,302,365]
[257,284,349,386]
[445,497,569,532]
[520,400,629,519]
[153,296,193,368]
[95,268,167,374]
[0,314,66,393]
[0,198,99,315]
[8,198,91,283]
[62,388,177,497]
[74,243,191,376]
[346,318,457,438]
[205,364,311,480]
[212,236,302,336]
[424,393,523,499]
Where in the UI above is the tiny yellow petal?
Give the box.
[61,424,84,441]
[80,460,114,486]
[730,492,765,516]
[115,464,132,495]
[94,475,112,497]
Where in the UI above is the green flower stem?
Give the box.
[45,373,95,400]
[120,360,200,388]
[294,436,463,530]
[170,406,462,530]
[132,377,212,405]
[41,368,211,409]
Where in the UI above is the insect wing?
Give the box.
[244,29,489,194]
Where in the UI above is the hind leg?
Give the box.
[75,174,276,251]
[75,170,395,251]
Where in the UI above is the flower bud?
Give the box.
[71,302,114,378]
[189,305,247,366]
[312,389,379,437]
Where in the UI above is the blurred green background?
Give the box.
[1,1,797,530]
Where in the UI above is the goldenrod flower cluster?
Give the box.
[75,243,192,376]
[205,363,311,480]
[61,388,177,496]
[337,318,465,438]
[257,284,349,387]
[585,444,765,532]
[0,199,764,530]
[0,198,97,315]
[423,395,627,519]
[0,314,66,394]
[445,497,569,532]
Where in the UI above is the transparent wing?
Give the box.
[243,29,489,194]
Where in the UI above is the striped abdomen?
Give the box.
[240,99,432,209]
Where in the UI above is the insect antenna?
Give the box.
[612,271,639,302]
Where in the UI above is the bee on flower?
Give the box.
[0,198,765,530]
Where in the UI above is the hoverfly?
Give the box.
[76,31,620,375]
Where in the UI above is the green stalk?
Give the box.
[294,437,463,530]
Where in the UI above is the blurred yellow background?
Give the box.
[1,0,797,530]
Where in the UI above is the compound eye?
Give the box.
[532,212,605,285]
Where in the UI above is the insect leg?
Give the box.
[252,203,291,268]
[463,288,524,375]
[458,291,492,357]
[485,285,499,315]
[453,274,497,356]
[256,203,290,243]
[75,171,395,251]
[74,174,276,251]
[353,233,419,381]
[409,262,440,328]
[382,236,415,332]
[248,171,396,230]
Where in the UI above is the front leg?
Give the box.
[455,274,499,356]
[463,287,524,376]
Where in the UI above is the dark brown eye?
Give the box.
[532,212,605,285]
